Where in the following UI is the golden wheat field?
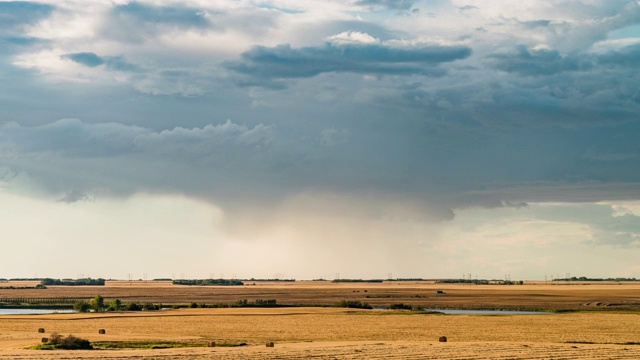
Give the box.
[1,281,639,359]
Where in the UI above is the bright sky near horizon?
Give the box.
[1,0,640,280]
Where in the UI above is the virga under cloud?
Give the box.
[1,0,640,279]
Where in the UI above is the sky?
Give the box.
[1,0,640,280]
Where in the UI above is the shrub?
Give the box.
[73,300,90,313]
[335,300,372,309]
[143,302,158,311]
[125,302,141,311]
[60,334,92,349]
[39,333,92,350]
[388,303,413,310]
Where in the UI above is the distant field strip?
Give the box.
[0,342,639,359]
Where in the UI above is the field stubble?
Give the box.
[1,281,640,359]
[2,280,639,311]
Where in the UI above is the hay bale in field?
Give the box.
[207,341,216,347]
[37,328,45,333]
[98,329,106,334]
[439,336,447,342]
[266,341,275,347]
[41,337,48,343]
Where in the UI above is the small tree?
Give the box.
[107,298,122,311]
[89,295,104,312]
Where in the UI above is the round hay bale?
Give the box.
[439,336,447,342]
[98,329,106,334]
[266,341,275,347]
[37,328,45,333]
[207,341,216,347]
[41,337,48,343]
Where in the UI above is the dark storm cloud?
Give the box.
[226,42,471,85]
[3,0,640,226]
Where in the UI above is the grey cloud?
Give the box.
[0,118,283,205]
[63,52,105,67]
[0,2,54,32]
[458,5,478,12]
[320,128,349,147]
[227,42,471,86]
[598,44,640,68]
[520,20,552,29]
[600,213,640,244]
[528,203,640,248]
[57,190,93,203]
[62,52,139,72]
[103,2,213,43]
[111,2,210,29]
[491,46,592,76]
[581,150,637,162]
[135,120,274,153]
[355,0,418,10]
[0,1,54,55]
[1,119,273,158]
[1,119,146,157]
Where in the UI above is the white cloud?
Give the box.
[326,31,380,44]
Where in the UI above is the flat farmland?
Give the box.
[1,280,640,311]
[1,281,640,359]
[1,308,640,359]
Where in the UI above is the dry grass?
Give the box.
[1,308,640,358]
[2,280,640,311]
[2,281,640,359]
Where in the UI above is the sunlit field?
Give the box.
[1,281,639,359]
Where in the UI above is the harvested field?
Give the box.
[1,308,640,359]
[1,281,640,359]
[1,280,640,311]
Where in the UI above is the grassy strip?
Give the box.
[92,341,207,349]
[92,340,247,349]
